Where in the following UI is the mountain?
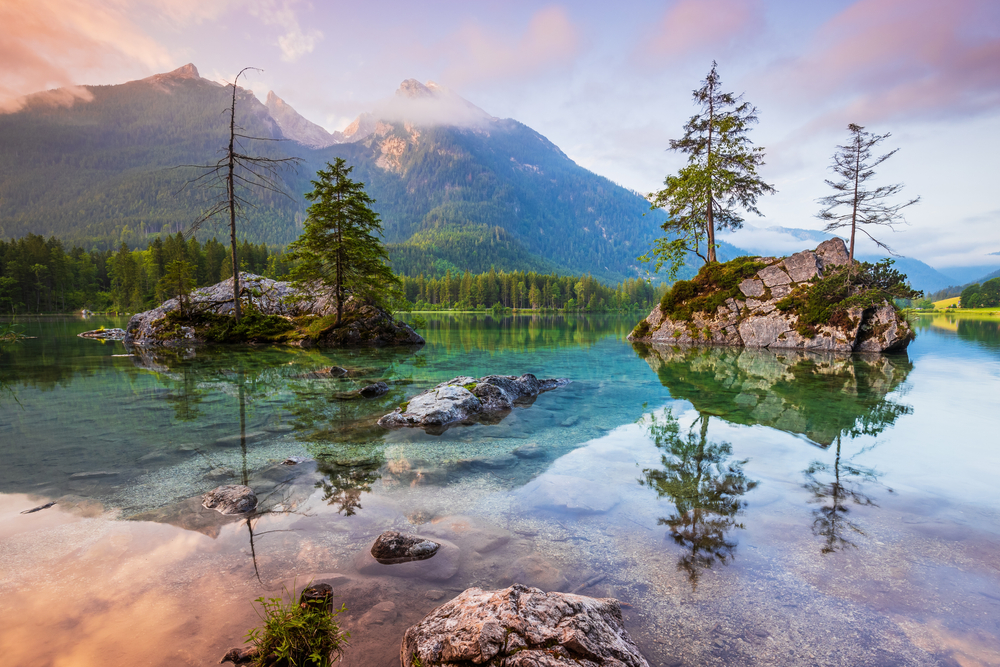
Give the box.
[0,66,750,282]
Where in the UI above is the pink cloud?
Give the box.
[0,0,185,112]
[640,0,765,59]
[769,0,1000,124]
[441,6,581,85]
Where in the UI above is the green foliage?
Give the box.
[288,159,402,323]
[0,233,276,314]
[631,319,650,339]
[162,304,296,345]
[658,257,768,321]
[645,62,775,270]
[776,260,920,337]
[245,586,349,667]
[960,277,1000,308]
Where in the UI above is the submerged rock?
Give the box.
[378,374,569,432]
[123,272,423,348]
[370,530,441,564]
[400,584,650,667]
[78,328,127,341]
[359,381,390,398]
[628,239,913,353]
[202,484,257,515]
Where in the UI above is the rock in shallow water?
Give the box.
[378,373,569,432]
[370,530,440,564]
[202,484,257,515]
[400,584,650,667]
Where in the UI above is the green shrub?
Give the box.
[631,319,651,339]
[245,585,349,667]
[659,257,768,321]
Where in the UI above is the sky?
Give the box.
[1,0,999,270]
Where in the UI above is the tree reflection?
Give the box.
[316,458,383,516]
[640,409,758,589]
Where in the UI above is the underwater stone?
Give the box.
[370,531,440,564]
[359,381,389,398]
[202,484,257,515]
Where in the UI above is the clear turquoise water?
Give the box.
[0,312,998,666]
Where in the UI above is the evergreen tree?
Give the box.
[158,259,195,317]
[817,124,920,262]
[288,159,401,326]
[643,61,775,275]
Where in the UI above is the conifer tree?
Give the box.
[643,62,775,276]
[288,159,401,326]
[817,124,920,262]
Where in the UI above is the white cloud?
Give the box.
[249,0,323,63]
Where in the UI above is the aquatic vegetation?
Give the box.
[245,584,349,667]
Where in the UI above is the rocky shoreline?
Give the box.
[627,239,913,353]
[122,272,423,348]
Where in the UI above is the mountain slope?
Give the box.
[0,67,747,282]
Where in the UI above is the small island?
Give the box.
[628,239,914,353]
[123,272,423,348]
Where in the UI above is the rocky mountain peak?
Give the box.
[396,79,435,99]
[264,90,342,149]
[167,63,200,79]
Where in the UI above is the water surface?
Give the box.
[1,312,998,666]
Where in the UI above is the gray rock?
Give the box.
[378,374,569,431]
[359,381,389,398]
[628,239,912,353]
[370,531,441,564]
[738,278,765,298]
[202,484,257,515]
[815,238,851,269]
[122,272,423,348]
[204,466,235,481]
[758,265,792,287]
[355,537,460,581]
[400,584,650,667]
[781,250,823,282]
[502,554,569,592]
[69,471,118,479]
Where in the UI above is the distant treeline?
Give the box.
[0,233,662,314]
[400,270,661,311]
[0,233,280,314]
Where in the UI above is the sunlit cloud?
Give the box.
[638,0,765,60]
[249,0,323,63]
[442,6,581,85]
[764,0,1000,125]
[0,0,176,112]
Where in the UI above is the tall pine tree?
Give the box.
[288,159,400,326]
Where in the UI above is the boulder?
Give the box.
[355,537,460,581]
[628,239,913,353]
[378,374,569,432]
[202,485,257,515]
[370,531,441,564]
[400,584,650,667]
[359,381,390,398]
[122,272,423,348]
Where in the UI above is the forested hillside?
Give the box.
[0,66,746,284]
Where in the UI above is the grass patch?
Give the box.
[162,304,298,344]
[659,257,769,322]
[245,584,349,667]
[631,319,651,339]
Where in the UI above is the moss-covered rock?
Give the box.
[124,272,423,348]
[627,239,914,353]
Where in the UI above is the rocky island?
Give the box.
[628,239,914,353]
[122,272,422,348]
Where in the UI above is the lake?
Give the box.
[0,312,998,667]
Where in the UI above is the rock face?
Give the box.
[202,485,257,515]
[122,272,423,348]
[378,374,569,432]
[400,584,650,667]
[628,239,913,353]
[370,531,441,564]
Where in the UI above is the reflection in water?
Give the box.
[316,459,383,516]
[915,314,1000,349]
[803,435,889,553]
[640,409,758,589]
[636,344,912,447]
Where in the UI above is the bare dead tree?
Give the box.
[817,124,920,263]
[184,67,301,322]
